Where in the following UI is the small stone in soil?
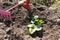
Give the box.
[6,28,12,34]
[58,38,60,40]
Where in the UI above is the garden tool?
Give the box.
[0,0,34,22]
[22,0,36,20]
[0,0,27,21]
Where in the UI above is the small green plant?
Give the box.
[27,15,44,34]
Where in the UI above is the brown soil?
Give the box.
[0,1,60,40]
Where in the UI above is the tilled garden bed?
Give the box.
[0,1,60,40]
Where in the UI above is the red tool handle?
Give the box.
[22,0,32,11]
[6,0,31,12]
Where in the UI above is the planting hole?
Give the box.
[9,0,13,2]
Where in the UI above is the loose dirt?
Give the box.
[0,1,60,40]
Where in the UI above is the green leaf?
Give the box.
[31,21,35,23]
[35,19,38,21]
[37,20,44,26]
[36,27,42,31]
[34,25,42,31]
[28,24,35,27]
[29,28,36,34]
[39,20,44,24]
[34,15,39,19]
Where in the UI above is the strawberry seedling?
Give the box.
[28,15,44,34]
